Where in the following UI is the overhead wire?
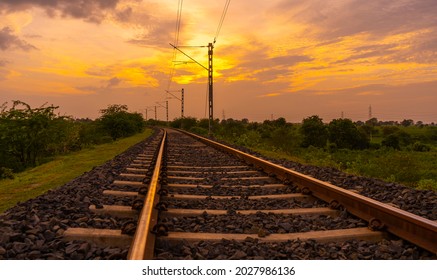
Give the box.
[213,0,231,45]
[166,0,184,92]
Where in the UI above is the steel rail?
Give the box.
[127,130,166,260]
[179,129,437,254]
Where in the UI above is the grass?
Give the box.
[0,129,153,213]
[217,134,437,191]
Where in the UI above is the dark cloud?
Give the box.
[77,76,123,93]
[275,0,437,39]
[0,59,9,67]
[127,19,175,48]
[115,6,133,22]
[0,27,37,51]
[106,77,122,88]
[0,0,120,23]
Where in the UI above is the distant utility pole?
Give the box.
[181,88,184,118]
[156,101,168,123]
[155,106,157,120]
[207,42,213,133]
[369,105,372,119]
[166,88,184,118]
[341,111,344,119]
[222,110,225,121]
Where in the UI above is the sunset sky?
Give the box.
[1,0,437,123]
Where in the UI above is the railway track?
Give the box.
[62,128,436,260]
[0,128,435,259]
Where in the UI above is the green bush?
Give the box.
[98,104,144,140]
[382,134,400,150]
[0,167,14,180]
[412,142,431,152]
[189,126,208,136]
[300,115,328,148]
[328,118,369,149]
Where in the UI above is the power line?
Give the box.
[213,0,231,45]
[166,0,184,92]
[174,0,183,47]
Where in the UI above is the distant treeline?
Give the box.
[152,115,437,152]
[0,101,144,179]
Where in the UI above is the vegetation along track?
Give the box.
[0,128,436,259]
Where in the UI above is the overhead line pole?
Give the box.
[156,102,169,123]
[170,43,214,135]
[165,88,184,118]
[181,88,184,118]
[208,43,213,135]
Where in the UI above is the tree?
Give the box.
[98,104,144,140]
[300,115,328,148]
[401,119,414,127]
[382,134,400,150]
[328,118,369,149]
[0,101,72,169]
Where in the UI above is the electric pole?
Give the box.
[208,43,213,135]
[181,88,184,118]
[170,43,214,135]
[156,101,168,123]
[166,88,184,118]
[166,101,169,123]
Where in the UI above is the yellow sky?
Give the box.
[1,0,437,122]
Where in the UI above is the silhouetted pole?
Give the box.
[208,43,213,135]
[181,88,184,118]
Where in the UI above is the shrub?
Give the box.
[328,118,369,149]
[412,142,431,152]
[382,134,400,150]
[98,104,144,140]
[0,167,14,179]
[300,115,328,148]
[189,126,208,136]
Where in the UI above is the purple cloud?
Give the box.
[0,27,37,51]
[0,0,120,23]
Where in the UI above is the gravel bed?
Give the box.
[168,171,266,178]
[166,185,299,196]
[159,211,365,234]
[168,177,277,186]
[105,184,142,192]
[98,195,136,207]
[155,238,435,260]
[163,198,328,210]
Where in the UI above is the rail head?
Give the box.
[127,130,166,260]
[177,129,437,254]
